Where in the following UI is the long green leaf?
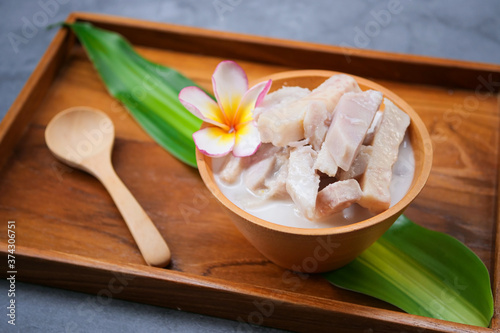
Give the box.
[67,22,203,168]
[324,215,493,327]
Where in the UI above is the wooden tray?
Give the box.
[1,12,500,332]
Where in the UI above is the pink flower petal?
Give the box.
[212,61,248,123]
[179,87,229,130]
[253,80,273,108]
[233,122,261,157]
[193,126,235,157]
[234,79,272,125]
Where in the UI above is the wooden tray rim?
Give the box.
[1,12,499,332]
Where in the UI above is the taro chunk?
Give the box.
[303,103,330,151]
[309,74,361,111]
[253,86,310,122]
[320,90,382,172]
[219,155,244,184]
[244,144,282,191]
[258,74,361,147]
[262,157,289,199]
[363,111,383,145]
[315,179,362,219]
[286,146,320,220]
[258,100,326,148]
[358,98,410,214]
[303,74,362,150]
[313,141,338,178]
[338,145,373,181]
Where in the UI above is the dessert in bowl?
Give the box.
[196,70,433,273]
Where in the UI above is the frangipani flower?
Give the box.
[179,61,271,157]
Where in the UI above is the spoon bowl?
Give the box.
[46,107,114,173]
[45,106,171,267]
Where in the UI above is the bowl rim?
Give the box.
[196,69,433,236]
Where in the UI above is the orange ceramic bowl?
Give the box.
[196,70,433,273]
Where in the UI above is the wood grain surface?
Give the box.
[0,12,499,333]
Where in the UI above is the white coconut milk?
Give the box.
[213,133,414,229]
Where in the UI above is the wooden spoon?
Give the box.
[45,106,171,267]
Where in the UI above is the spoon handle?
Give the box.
[97,163,171,267]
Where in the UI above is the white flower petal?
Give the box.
[179,87,228,129]
[234,79,272,125]
[193,126,235,157]
[212,60,248,122]
[233,122,261,157]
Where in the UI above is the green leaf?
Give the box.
[324,215,493,327]
[67,22,204,168]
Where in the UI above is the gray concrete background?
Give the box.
[1,0,499,332]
